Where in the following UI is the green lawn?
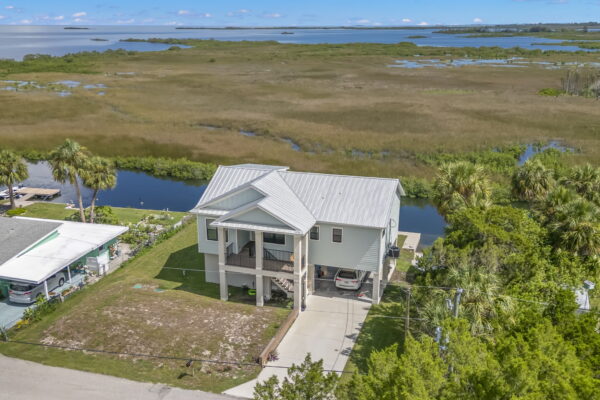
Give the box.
[395,235,415,273]
[19,202,186,226]
[0,221,289,392]
[343,283,408,378]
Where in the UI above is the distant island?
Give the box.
[281,32,295,35]
[64,27,89,30]
[408,35,427,39]
[91,38,108,42]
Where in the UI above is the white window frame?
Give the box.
[332,227,343,244]
[206,218,218,241]
[310,225,320,241]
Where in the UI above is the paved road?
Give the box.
[0,354,239,400]
[224,293,372,398]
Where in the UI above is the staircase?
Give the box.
[272,277,294,298]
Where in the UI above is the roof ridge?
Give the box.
[280,170,400,183]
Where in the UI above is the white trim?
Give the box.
[206,218,218,241]
[331,227,343,244]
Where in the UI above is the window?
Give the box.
[332,228,343,243]
[206,219,218,241]
[264,232,285,245]
[310,226,320,240]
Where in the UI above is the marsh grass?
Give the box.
[1,40,599,179]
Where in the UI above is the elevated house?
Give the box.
[192,164,404,309]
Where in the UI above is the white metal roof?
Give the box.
[0,218,128,284]
[193,164,403,230]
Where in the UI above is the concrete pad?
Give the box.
[224,294,371,398]
[398,231,421,252]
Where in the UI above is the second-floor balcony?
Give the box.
[225,242,299,274]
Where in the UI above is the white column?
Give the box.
[264,276,272,300]
[217,227,228,301]
[307,264,315,295]
[256,276,264,306]
[293,235,303,311]
[67,266,72,283]
[372,271,381,305]
[219,269,228,301]
[44,280,49,300]
[255,231,264,306]
[255,231,263,270]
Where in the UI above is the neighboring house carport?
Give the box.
[0,218,127,299]
[224,293,372,398]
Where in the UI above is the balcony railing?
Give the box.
[224,244,298,274]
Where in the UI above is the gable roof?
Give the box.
[193,164,404,230]
[0,217,61,265]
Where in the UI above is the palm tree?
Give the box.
[563,164,600,204]
[536,186,577,226]
[419,253,513,337]
[432,161,491,217]
[0,150,29,209]
[48,139,90,222]
[81,157,117,223]
[550,198,600,257]
[512,160,555,202]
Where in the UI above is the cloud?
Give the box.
[54,15,64,21]
[72,11,87,17]
[402,18,413,23]
[355,18,371,24]
[0,15,5,20]
[177,10,212,18]
[142,18,155,23]
[177,10,190,15]
[20,19,32,24]
[5,5,14,9]
[473,17,483,23]
[227,9,251,17]
[117,18,135,24]
[418,21,429,26]
[263,12,283,18]
[74,18,84,22]
[165,21,183,26]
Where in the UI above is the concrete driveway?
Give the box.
[224,293,372,398]
[0,354,238,400]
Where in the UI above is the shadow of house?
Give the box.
[154,245,259,304]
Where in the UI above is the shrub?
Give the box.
[6,208,26,216]
[538,88,564,97]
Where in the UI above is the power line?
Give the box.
[3,339,356,375]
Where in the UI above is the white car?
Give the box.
[334,269,367,290]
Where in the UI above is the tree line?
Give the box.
[254,154,600,399]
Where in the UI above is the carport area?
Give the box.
[224,292,372,398]
[312,266,374,303]
[0,270,86,329]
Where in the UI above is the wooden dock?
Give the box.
[18,187,61,198]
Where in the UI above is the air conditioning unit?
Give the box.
[387,246,400,258]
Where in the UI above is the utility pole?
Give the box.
[404,287,411,337]
[453,288,464,318]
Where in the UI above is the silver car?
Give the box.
[8,272,67,304]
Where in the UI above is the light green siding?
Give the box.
[205,188,263,211]
[230,209,291,229]
[308,224,382,272]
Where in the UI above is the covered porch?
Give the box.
[216,225,311,311]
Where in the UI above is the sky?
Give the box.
[0,0,597,27]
